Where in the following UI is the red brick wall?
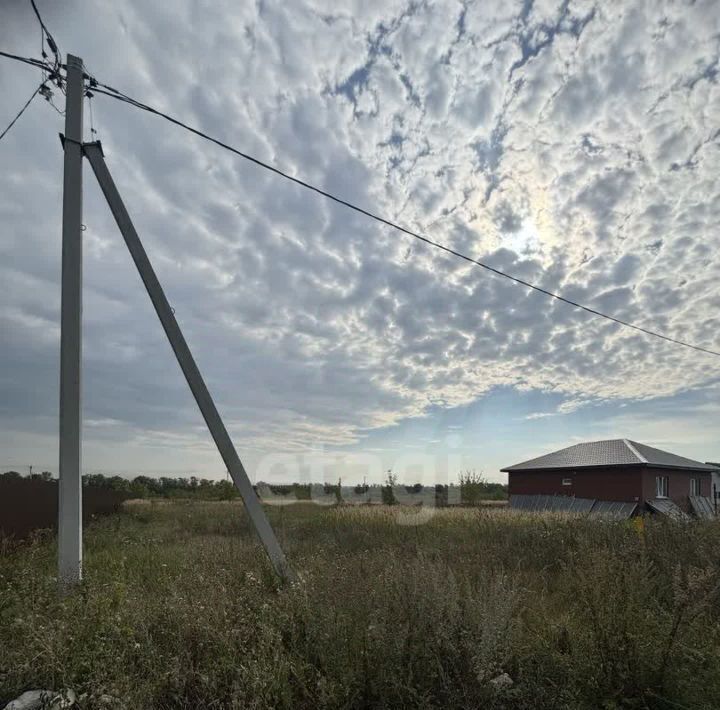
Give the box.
[641,467,712,512]
[508,467,643,502]
[509,466,712,510]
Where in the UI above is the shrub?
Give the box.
[381,471,397,506]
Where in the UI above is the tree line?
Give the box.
[0,470,240,500]
[0,469,507,504]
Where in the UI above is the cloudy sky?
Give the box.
[1,0,719,484]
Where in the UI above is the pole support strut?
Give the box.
[83,142,294,582]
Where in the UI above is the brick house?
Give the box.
[503,439,715,513]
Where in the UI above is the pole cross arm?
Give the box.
[83,142,294,582]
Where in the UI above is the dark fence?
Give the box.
[0,478,127,539]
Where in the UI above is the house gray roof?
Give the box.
[502,439,716,472]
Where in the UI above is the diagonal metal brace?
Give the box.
[83,141,294,582]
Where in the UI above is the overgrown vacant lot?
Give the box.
[2,502,720,709]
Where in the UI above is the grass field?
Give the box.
[2,501,720,709]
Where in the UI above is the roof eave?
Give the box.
[645,463,717,472]
[504,462,715,473]
[502,463,647,473]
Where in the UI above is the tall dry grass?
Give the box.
[1,501,720,709]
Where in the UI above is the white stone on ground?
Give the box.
[489,672,514,689]
[3,689,76,710]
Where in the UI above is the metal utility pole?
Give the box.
[84,143,294,582]
[58,54,85,589]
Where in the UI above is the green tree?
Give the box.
[133,475,162,495]
[130,478,150,499]
[108,476,131,493]
[215,480,238,501]
[382,470,398,506]
[459,469,486,505]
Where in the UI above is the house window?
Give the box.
[562,477,572,486]
[690,478,700,496]
[655,476,669,498]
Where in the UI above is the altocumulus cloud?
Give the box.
[0,0,718,473]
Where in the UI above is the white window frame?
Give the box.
[561,477,572,486]
[690,478,699,496]
[655,475,669,498]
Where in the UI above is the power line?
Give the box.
[0,49,51,72]
[0,50,66,117]
[29,0,61,71]
[91,84,720,359]
[0,83,41,143]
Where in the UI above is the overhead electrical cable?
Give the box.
[0,84,42,143]
[29,0,61,71]
[0,49,51,72]
[90,83,720,359]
